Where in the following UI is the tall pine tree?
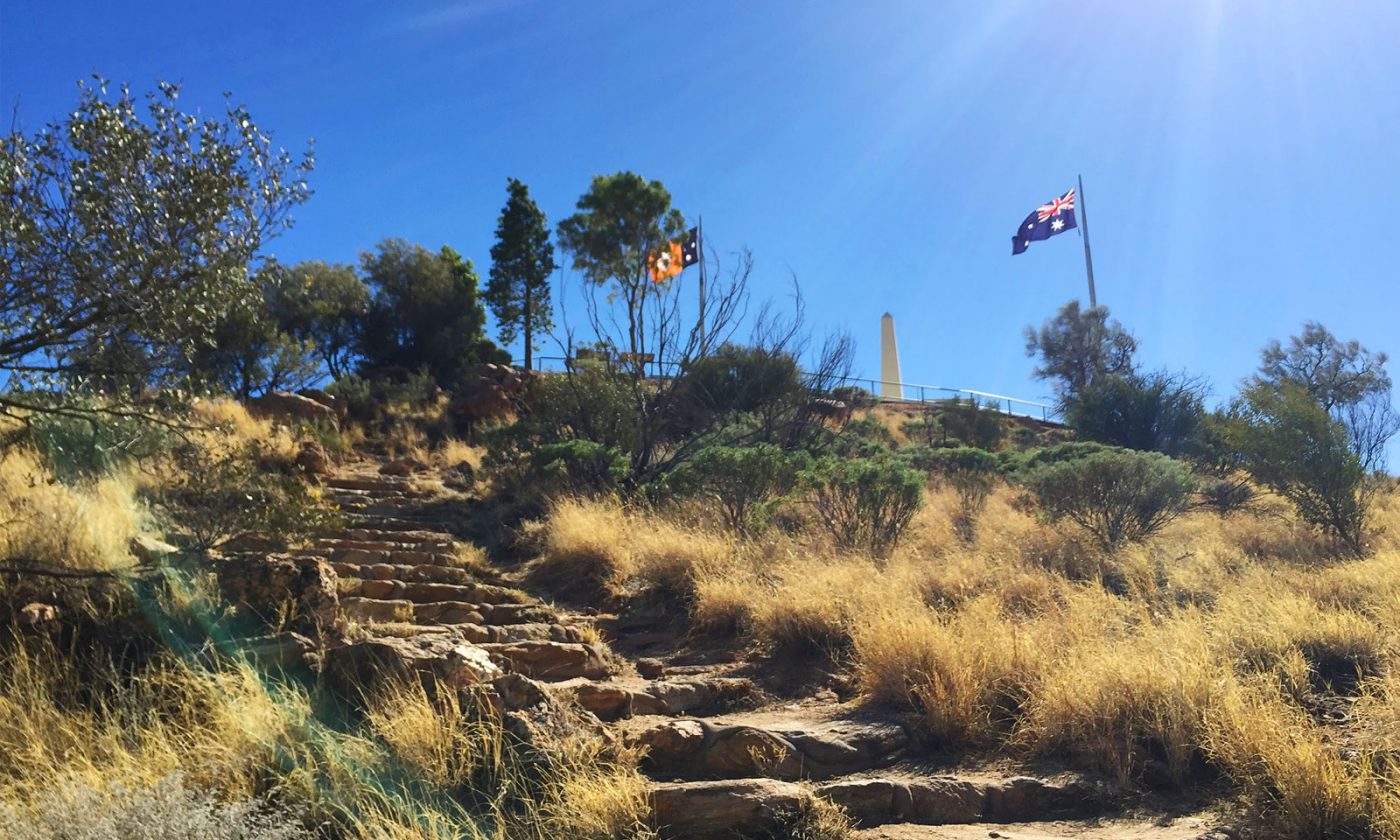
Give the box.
[486,178,555,370]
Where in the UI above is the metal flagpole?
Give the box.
[697,216,707,350]
[1077,174,1098,308]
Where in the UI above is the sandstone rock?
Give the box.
[636,657,666,679]
[236,631,320,670]
[217,554,343,639]
[296,441,334,477]
[129,534,178,564]
[650,779,813,840]
[221,532,282,553]
[813,775,1103,827]
[379,456,425,476]
[482,641,612,680]
[296,388,338,411]
[17,601,58,627]
[636,716,909,781]
[323,634,500,700]
[247,390,338,428]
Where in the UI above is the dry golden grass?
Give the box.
[0,448,149,570]
[531,483,1400,836]
[533,498,733,602]
[190,397,298,460]
[0,637,655,840]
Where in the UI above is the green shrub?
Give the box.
[1021,448,1196,549]
[1001,441,1112,475]
[803,457,923,556]
[929,447,1000,543]
[1065,371,1207,457]
[831,416,896,459]
[667,344,805,440]
[29,410,175,482]
[1197,475,1256,516]
[1219,381,1372,554]
[529,439,629,497]
[150,442,340,553]
[669,444,812,533]
[935,397,1007,450]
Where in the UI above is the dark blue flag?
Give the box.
[1011,187,1077,255]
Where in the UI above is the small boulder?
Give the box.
[296,441,334,477]
[217,554,344,639]
[247,390,339,429]
[379,456,426,477]
[650,779,813,840]
[129,534,178,564]
[323,634,500,701]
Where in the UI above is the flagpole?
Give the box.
[697,216,707,351]
[1078,174,1098,308]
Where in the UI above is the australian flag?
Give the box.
[1011,188,1077,255]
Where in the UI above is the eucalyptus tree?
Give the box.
[0,77,313,429]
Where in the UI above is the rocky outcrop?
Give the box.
[447,364,537,434]
[216,553,344,639]
[247,389,339,428]
[322,633,500,700]
[481,641,613,680]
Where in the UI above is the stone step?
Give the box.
[294,546,458,567]
[362,620,588,645]
[818,774,1109,829]
[350,578,527,605]
[330,561,477,586]
[346,514,443,532]
[565,677,756,721]
[628,712,912,782]
[342,597,556,627]
[325,476,422,494]
[316,536,456,553]
[479,641,613,680]
[647,774,1118,840]
[345,527,457,545]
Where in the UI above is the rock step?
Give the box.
[346,513,446,532]
[349,578,527,605]
[360,620,588,645]
[344,527,458,544]
[330,561,477,586]
[342,597,556,627]
[629,715,911,781]
[647,774,1112,840]
[817,775,1109,828]
[480,641,613,680]
[316,536,456,553]
[325,476,423,494]
[565,677,755,721]
[293,546,458,567]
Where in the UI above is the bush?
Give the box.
[1021,448,1196,549]
[803,457,923,556]
[0,773,309,840]
[1065,371,1207,457]
[668,444,812,533]
[830,416,896,459]
[932,447,1000,543]
[150,442,339,552]
[1197,475,1256,516]
[1221,381,1372,554]
[1001,441,1111,475]
[935,398,1007,450]
[666,344,804,440]
[529,440,629,497]
[28,410,175,483]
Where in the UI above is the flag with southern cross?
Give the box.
[648,227,700,283]
[1011,188,1077,255]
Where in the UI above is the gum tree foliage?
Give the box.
[1221,380,1372,555]
[357,239,506,386]
[1024,301,1137,404]
[486,178,555,371]
[0,78,313,426]
[1255,322,1398,472]
[261,260,369,380]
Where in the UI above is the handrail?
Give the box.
[527,355,1058,421]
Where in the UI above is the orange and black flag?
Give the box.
[648,227,700,284]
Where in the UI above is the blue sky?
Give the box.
[4,0,1399,418]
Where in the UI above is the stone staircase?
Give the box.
[275,463,1225,840]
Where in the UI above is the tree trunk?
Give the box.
[523,280,532,370]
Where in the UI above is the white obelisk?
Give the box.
[880,313,902,400]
